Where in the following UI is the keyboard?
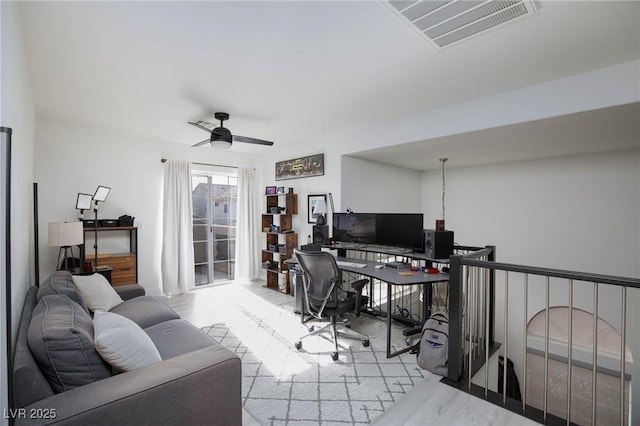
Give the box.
[336,260,367,268]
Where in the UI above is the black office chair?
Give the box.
[293,249,370,361]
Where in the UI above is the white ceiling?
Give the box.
[17,1,640,162]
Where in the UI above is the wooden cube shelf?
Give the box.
[261,193,298,294]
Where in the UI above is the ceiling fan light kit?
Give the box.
[189,112,274,149]
[210,118,233,149]
[210,139,232,149]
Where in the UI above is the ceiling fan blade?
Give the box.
[233,135,274,146]
[191,138,210,147]
[188,120,215,133]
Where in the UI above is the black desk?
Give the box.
[335,257,449,358]
[289,255,449,358]
[327,242,451,263]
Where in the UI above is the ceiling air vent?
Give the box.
[386,0,538,49]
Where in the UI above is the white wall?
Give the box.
[34,121,260,295]
[341,156,421,214]
[1,1,36,422]
[420,149,640,277]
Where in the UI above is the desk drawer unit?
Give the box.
[87,253,137,286]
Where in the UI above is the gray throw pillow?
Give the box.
[28,294,111,393]
[37,271,89,313]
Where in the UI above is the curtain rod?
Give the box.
[160,158,239,169]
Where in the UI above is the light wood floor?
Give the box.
[160,280,538,426]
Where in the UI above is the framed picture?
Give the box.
[308,194,327,224]
[276,186,285,194]
[265,186,277,195]
[276,153,324,181]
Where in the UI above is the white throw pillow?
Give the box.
[72,273,123,311]
[93,311,162,371]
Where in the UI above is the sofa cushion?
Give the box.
[13,287,55,408]
[109,296,180,329]
[37,270,88,313]
[144,319,216,360]
[28,295,112,393]
[72,273,123,312]
[93,311,162,372]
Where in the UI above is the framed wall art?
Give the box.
[276,153,324,181]
[308,194,327,224]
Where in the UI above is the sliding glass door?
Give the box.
[192,173,237,285]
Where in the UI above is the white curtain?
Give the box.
[161,160,195,295]
[234,167,260,281]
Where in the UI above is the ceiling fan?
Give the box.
[189,112,274,149]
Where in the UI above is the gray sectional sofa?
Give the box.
[12,271,241,425]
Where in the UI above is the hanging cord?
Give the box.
[439,158,448,221]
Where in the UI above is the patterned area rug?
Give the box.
[202,319,427,425]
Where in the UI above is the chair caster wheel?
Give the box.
[295,341,302,350]
[362,339,370,347]
[307,325,315,332]
[332,352,339,361]
[406,337,412,346]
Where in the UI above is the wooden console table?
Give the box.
[81,226,138,285]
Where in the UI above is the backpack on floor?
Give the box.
[417,311,449,376]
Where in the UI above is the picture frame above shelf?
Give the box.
[275,153,324,181]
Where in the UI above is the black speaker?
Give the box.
[424,229,454,259]
[313,225,329,245]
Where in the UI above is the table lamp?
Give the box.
[313,199,327,225]
[48,221,84,271]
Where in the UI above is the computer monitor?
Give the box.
[332,213,376,244]
[376,213,424,251]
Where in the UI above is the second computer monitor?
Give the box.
[376,213,424,251]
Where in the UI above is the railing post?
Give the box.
[487,245,496,345]
[448,254,464,383]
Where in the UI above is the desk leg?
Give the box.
[368,280,374,310]
[386,284,392,358]
[423,282,431,321]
